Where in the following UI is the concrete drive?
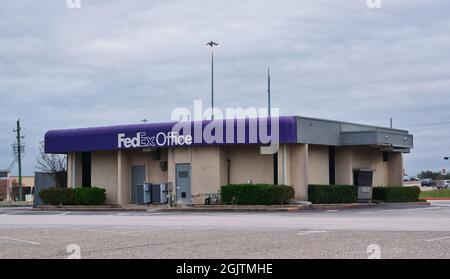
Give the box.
[0,201,449,259]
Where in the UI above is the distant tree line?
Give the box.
[417,170,450,180]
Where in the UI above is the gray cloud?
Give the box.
[1,0,449,176]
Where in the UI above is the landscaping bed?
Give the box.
[39,187,107,205]
[419,189,450,199]
[220,184,294,205]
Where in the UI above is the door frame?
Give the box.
[175,163,192,204]
[131,165,146,204]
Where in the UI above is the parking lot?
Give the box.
[0,201,449,259]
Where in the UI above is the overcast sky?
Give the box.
[1,0,449,176]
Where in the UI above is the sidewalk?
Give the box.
[33,201,430,212]
[0,201,33,207]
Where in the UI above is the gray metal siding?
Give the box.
[297,117,341,146]
[376,132,413,148]
[341,131,378,146]
[341,123,375,132]
[296,116,413,150]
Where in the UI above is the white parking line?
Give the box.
[0,211,22,216]
[296,231,328,236]
[425,236,450,242]
[326,210,339,213]
[359,207,436,214]
[404,207,437,211]
[358,209,394,214]
[56,212,71,216]
[0,236,40,245]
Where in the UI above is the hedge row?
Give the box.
[372,186,420,202]
[308,185,358,204]
[39,187,106,205]
[220,184,294,205]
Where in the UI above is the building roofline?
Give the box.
[295,116,409,134]
[45,115,410,134]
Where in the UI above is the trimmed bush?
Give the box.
[372,186,420,202]
[72,187,107,205]
[220,184,295,205]
[39,187,106,205]
[38,187,75,205]
[308,185,358,204]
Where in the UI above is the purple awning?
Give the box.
[45,116,298,153]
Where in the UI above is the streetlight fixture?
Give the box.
[206,41,219,120]
[445,157,449,160]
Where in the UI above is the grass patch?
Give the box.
[420,189,450,199]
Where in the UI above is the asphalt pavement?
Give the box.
[0,201,449,259]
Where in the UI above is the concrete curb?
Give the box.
[152,206,309,212]
[33,205,141,212]
[32,201,430,212]
[0,203,33,208]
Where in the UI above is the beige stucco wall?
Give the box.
[227,145,273,185]
[65,143,405,207]
[308,145,330,185]
[191,147,225,204]
[335,147,353,185]
[117,149,169,205]
[388,152,403,186]
[334,146,401,187]
[117,150,130,206]
[350,147,389,186]
[91,151,118,204]
[287,144,309,200]
[167,145,273,204]
[148,149,168,184]
[168,146,226,204]
[67,152,82,188]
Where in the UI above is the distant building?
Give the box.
[0,170,10,179]
[10,176,35,198]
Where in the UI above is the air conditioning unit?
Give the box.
[151,184,168,204]
[135,183,152,204]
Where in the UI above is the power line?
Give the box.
[399,121,450,129]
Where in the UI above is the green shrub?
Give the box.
[38,187,75,205]
[72,187,107,205]
[39,187,106,205]
[372,186,420,202]
[220,184,295,205]
[308,185,358,204]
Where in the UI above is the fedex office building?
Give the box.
[44,116,413,206]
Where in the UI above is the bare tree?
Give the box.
[35,142,67,188]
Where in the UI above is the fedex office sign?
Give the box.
[118,132,193,148]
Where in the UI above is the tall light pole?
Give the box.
[267,68,271,118]
[206,41,219,120]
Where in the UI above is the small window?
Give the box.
[178,171,189,178]
[383,152,388,162]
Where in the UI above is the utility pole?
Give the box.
[13,119,24,201]
[390,117,393,128]
[206,41,219,120]
[267,68,271,118]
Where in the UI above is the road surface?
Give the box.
[0,201,449,259]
